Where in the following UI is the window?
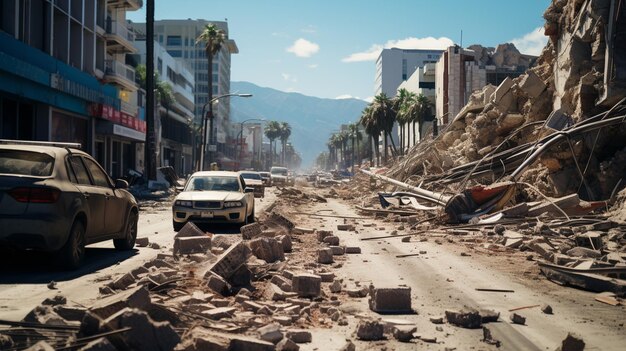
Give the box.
[166,35,182,46]
[158,35,163,43]
[157,58,163,74]
[402,58,407,80]
[167,50,182,57]
[0,150,54,176]
[83,157,110,188]
[69,156,91,185]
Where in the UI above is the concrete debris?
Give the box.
[510,312,526,325]
[556,333,586,351]
[542,304,554,314]
[392,325,416,342]
[249,237,285,263]
[322,235,340,246]
[24,341,55,351]
[78,337,117,351]
[316,230,333,242]
[356,319,385,341]
[285,329,312,343]
[368,286,412,313]
[101,308,180,351]
[445,309,482,329]
[317,248,334,264]
[207,241,251,282]
[344,247,361,254]
[88,286,151,319]
[174,236,212,256]
[135,237,150,247]
[292,273,321,298]
[257,323,283,344]
[241,222,263,240]
[339,340,356,351]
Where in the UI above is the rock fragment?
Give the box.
[368,286,412,313]
[556,333,585,351]
[510,313,526,325]
[292,273,321,298]
[356,319,384,341]
[445,309,482,329]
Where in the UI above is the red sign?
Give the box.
[89,104,146,133]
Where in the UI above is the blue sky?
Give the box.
[128,0,551,101]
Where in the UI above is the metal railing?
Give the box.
[105,59,136,83]
[105,19,135,42]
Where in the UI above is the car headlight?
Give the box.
[175,200,193,207]
[223,201,243,208]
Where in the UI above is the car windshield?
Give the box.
[186,176,240,192]
[0,150,54,176]
[241,172,261,180]
[271,168,288,176]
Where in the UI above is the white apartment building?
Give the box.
[131,20,238,149]
[397,63,437,147]
[375,48,443,147]
[133,40,195,175]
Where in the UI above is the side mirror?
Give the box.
[244,187,255,193]
[175,186,184,193]
[115,179,129,189]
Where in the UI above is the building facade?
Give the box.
[133,39,195,176]
[131,20,238,163]
[397,63,437,147]
[375,48,443,148]
[0,0,144,179]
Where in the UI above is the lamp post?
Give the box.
[236,118,265,170]
[199,93,252,171]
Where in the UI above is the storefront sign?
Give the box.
[51,74,118,106]
[89,103,146,133]
[113,124,146,141]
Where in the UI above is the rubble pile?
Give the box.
[387,0,626,202]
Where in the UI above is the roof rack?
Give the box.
[0,139,82,149]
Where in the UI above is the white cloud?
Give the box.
[335,94,354,99]
[511,27,548,56]
[308,64,319,69]
[286,38,320,58]
[281,73,297,82]
[342,36,454,63]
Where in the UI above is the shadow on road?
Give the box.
[0,247,138,284]
[192,223,243,235]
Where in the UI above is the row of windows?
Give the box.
[193,61,219,71]
[195,73,219,83]
[195,84,219,94]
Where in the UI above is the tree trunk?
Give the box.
[388,131,397,156]
[413,121,416,147]
[383,132,388,163]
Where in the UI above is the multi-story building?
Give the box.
[375,48,443,148]
[132,39,195,175]
[131,20,238,162]
[397,63,437,146]
[435,44,535,129]
[0,0,144,179]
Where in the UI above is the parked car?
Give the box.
[239,171,265,198]
[172,171,255,231]
[259,171,272,187]
[287,171,296,186]
[270,166,289,186]
[0,140,139,269]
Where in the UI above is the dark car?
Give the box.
[0,140,139,269]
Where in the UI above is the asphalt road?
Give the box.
[0,190,276,321]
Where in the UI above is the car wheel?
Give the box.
[58,220,86,270]
[173,221,184,232]
[248,206,255,223]
[114,211,138,250]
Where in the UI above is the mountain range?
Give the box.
[230,81,368,167]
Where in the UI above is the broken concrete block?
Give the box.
[445,309,482,329]
[208,241,251,281]
[316,230,333,242]
[323,235,340,246]
[330,245,346,256]
[53,305,87,322]
[174,236,212,256]
[528,240,555,261]
[277,235,293,253]
[519,70,546,99]
[492,77,514,104]
[110,273,136,290]
[497,113,524,135]
[266,283,296,301]
[285,329,312,343]
[293,226,314,234]
[339,340,356,351]
[541,304,553,314]
[368,287,412,313]
[292,273,321,298]
[566,247,602,258]
[556,332,585,351]
[241,222,263,240]
[135,237,149,247]
[318,248,334,264]
[276,338,299,351]
[356,319,384,341]
[337,224,355,231]
[330,280,342,293]
[479,309,500,323]
[23,341,55,351]
[175,221,206,238]
[510,313,526,325]
[249,237,285,263]
[393,325,416,342]
[77,337,116,351]
[271,275,293,292]
[206,273,232,295]
[23,306,74,327]
[89,286,151,319]
[267,211,295,231]
[41,295,67,306]
[574,232,603,250]
[203,307,237,320]
[528,194,581,217]
[258,323,283,344]
[346,287,369,298]
[318,272,335,282]
[345,247,361,254]
[101,308,179,351]
[230,335,276,351]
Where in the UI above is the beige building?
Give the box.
[397,63,436,147]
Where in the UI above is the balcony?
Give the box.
[107,0,143,11]
[103,59,138,91]
[104,20,137,53]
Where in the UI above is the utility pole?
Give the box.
[144,0,157,180]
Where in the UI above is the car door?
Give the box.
[240,175,253,215]
[68,156,106,238]
[82,157,126,236]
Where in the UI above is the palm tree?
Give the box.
[326,140,335,169]
[279,122,291,165]
[394,89,416,155]
[196,24,227,165]
[370,93,397,163]
[359,105,380,166]
[402,93,432,145]
[348,123,362,168]
[331,133,343,168]
[264,121,281,167]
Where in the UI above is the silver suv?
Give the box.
[0,140,139,269]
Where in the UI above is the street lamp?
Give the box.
[236,118,266,170]
[199,92,252,171]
